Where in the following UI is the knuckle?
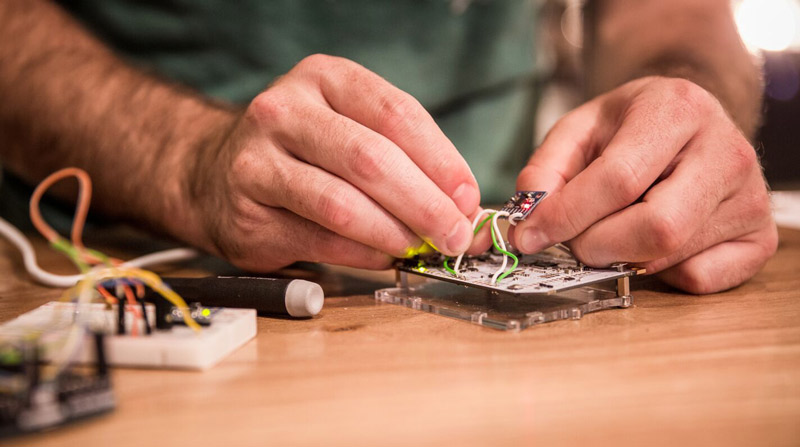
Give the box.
[674,263,716,295]
[316,181,355,229]
[249,91,288,125]
[345,136,389,182]
[748,189,772,220]
[296,53,336,72]
[427,154,453,180]
[376,93,419,134]
[231,199,269,238]
[646,210,685,255]
[230,151,256,181]
[230,147,275,183]
[604,157,646,205]
[639,78,715,126]
[554,107,592,137]
[761,223,779,259]
[419,195,449,232]
[664,78,715,114]
[728,140,758,176]
[220,203,278,263]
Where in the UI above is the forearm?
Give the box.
[0,0,237,242]
[585,0,762,139]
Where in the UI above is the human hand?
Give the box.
[510,77,778,294]
[185,54,480,271]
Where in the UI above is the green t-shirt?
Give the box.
[56,0,540,202]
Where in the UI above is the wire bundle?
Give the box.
[443,209,524,284]
[0,168,207,379]
[0,168,200,329]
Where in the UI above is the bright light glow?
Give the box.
[735,0,799,51]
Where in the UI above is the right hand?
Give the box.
[184,54,480,272]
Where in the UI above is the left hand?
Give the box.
[509,76,778,294]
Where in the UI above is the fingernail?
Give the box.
[519,227,550,253]
[446,219,472,254]
[451,183,480,215]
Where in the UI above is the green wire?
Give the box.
[49,238,117,274]
[444,214,494,276]
[443,256,457,275]
[489,217,519,283]
[50,238,91,273]
[474,215,493,234]
[84,247,114,266]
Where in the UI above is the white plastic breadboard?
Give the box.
[0,302,257,370]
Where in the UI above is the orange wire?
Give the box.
[99,283,143,336]
[123,284,140,337]
[96,285,118,304]
[29,167,93,249]
[33,169,150,337]
[33,169,156,338]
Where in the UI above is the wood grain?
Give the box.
[0,228,798,447]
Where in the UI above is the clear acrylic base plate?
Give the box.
[375,272,633,331]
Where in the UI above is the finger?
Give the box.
[516,99,616,194]
[514,79,654,195]
[656,224,778,294]
[514,82,710,254]
[293,54,480,216]
[510,99,613,255]
[245,149,424,259]
[273,102,473,256]
[640,173,773,273]
[465,207,494,255]
[567,135,757,266]
[229,206,395,272]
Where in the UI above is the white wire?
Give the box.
[0,216,199,288]
[491,211,510,283]
[452,208,497,274]
[47,275,95,379]
[0,216,74,287]
[507,212,524,225]
[120,247,199,269]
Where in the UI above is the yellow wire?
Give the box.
[84,267,201,331]
[45,265,204,380]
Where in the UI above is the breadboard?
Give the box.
[0,302,256,370]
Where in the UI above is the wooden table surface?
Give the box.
[0,227,798,447]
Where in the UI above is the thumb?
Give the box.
[511,100,608,252]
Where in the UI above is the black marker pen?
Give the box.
[157,276,324,317]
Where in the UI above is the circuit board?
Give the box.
[0,331,113,437]
[382,190,639,330]
[500,190,547,219]
[0,302,257,370]
[398,250,638,295]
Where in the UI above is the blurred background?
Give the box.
[538,0,800,189]
[736,0,800,189]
